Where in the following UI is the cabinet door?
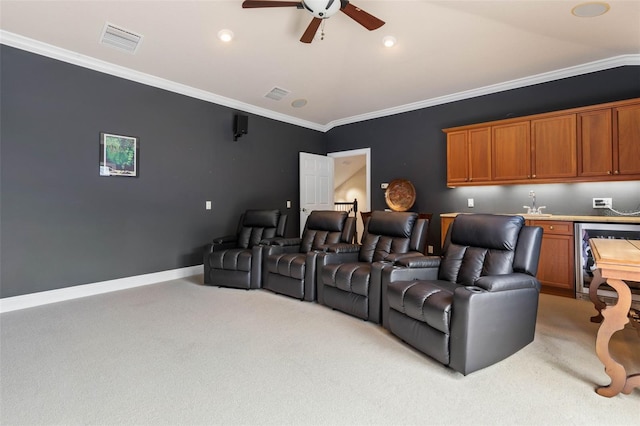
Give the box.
[531,114,577,179]
[614,103,640,175]
[577,109,613,177]
[468,127,492,183]
[492,121,531,181]
[446,131,468,185]
[530,220,575,298]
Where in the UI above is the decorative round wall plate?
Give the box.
[385,179,416,211]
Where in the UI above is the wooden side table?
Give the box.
[588,238,640,397]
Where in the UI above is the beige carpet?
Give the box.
[1,275,638,425]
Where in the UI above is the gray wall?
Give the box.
[2,44,639,299]
[325,67,640,251]
[0,46,325,298]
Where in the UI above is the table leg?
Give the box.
[595,278,636,397]
[589,268,606,323]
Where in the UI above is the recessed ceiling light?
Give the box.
[291,99,307,108]
[217,29,234,42]
[572,2,610,17]
[382,36,396,48]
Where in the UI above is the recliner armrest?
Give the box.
[388,251,432,264]
[212,235,237,244]
[326,243,361,254]
[474,273,540,292]
[269,237,302,247]
[210,236,239,252]
[395,255,442,268]
[260,237,287,246]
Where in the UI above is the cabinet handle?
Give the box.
[614,170,619,175]
[607,171,612,175]
[549,226,554,230]
[532,174,536,178]
[527,175,531,178]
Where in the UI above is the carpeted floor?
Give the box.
[1,275,638,425]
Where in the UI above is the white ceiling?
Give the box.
[1,1,639,131]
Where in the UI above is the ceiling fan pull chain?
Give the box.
[321,19,326,40]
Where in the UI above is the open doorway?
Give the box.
[328,148,371,242]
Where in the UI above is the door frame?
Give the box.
[328,147,371,214]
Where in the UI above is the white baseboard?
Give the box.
[0,265,203,313]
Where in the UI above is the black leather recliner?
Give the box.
[262,210,356,301]
[381,213,543,375]
[204,209,287,289]
[317,210,429,324]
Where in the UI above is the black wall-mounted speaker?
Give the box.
[233,114,248,141]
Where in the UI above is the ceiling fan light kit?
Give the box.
[242,0,385,43]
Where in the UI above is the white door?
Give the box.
[299,152,334,236]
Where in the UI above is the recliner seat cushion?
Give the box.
[209,248,252,272]
[267,253,306,279]
[322,263,371,296]
[387,280,459,334]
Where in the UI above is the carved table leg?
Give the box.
[595,278,635,397]
[589,268,606,323]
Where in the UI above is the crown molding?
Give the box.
[324,54,640,131]
[2,30,638,133]
[0,31,325,132]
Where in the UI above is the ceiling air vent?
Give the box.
[100,23,143,54]
[264,87,290,101]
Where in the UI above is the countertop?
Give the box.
[440,212,640,224]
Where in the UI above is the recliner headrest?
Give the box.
[242,209,280,228]
[306,210,346,231]
[367,211,417,238]
[451,214,524,251]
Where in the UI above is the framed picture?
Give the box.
[99,132,139,177]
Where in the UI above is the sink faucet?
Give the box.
[524,190,546,214]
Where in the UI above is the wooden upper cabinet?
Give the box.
[531,114,577,179]
[614,103,640,176]
[446,127,491,186]
[578,109,613,177]
[468,127,492,183]
[446,131,469,184]
[492,121,530,181]
[442,97,640,187]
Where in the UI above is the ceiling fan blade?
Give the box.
[300,17,322,43]
[340,2,385,30]
[242,1,303,8]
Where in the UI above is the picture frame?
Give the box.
[99,132,139,177]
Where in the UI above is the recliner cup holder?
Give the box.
[465,286,484,293]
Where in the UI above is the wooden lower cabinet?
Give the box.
[440,217,575,298]
[527,220,575,297]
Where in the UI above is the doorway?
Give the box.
[328,148,371,242]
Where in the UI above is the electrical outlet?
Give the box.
[427,245,434,254]
[381,183,389,189]
[286,200,291,209]
[205,201,212,210]
[592,198,612,209]
[467,198,474,208]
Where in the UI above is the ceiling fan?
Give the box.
[242,0,385,43]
